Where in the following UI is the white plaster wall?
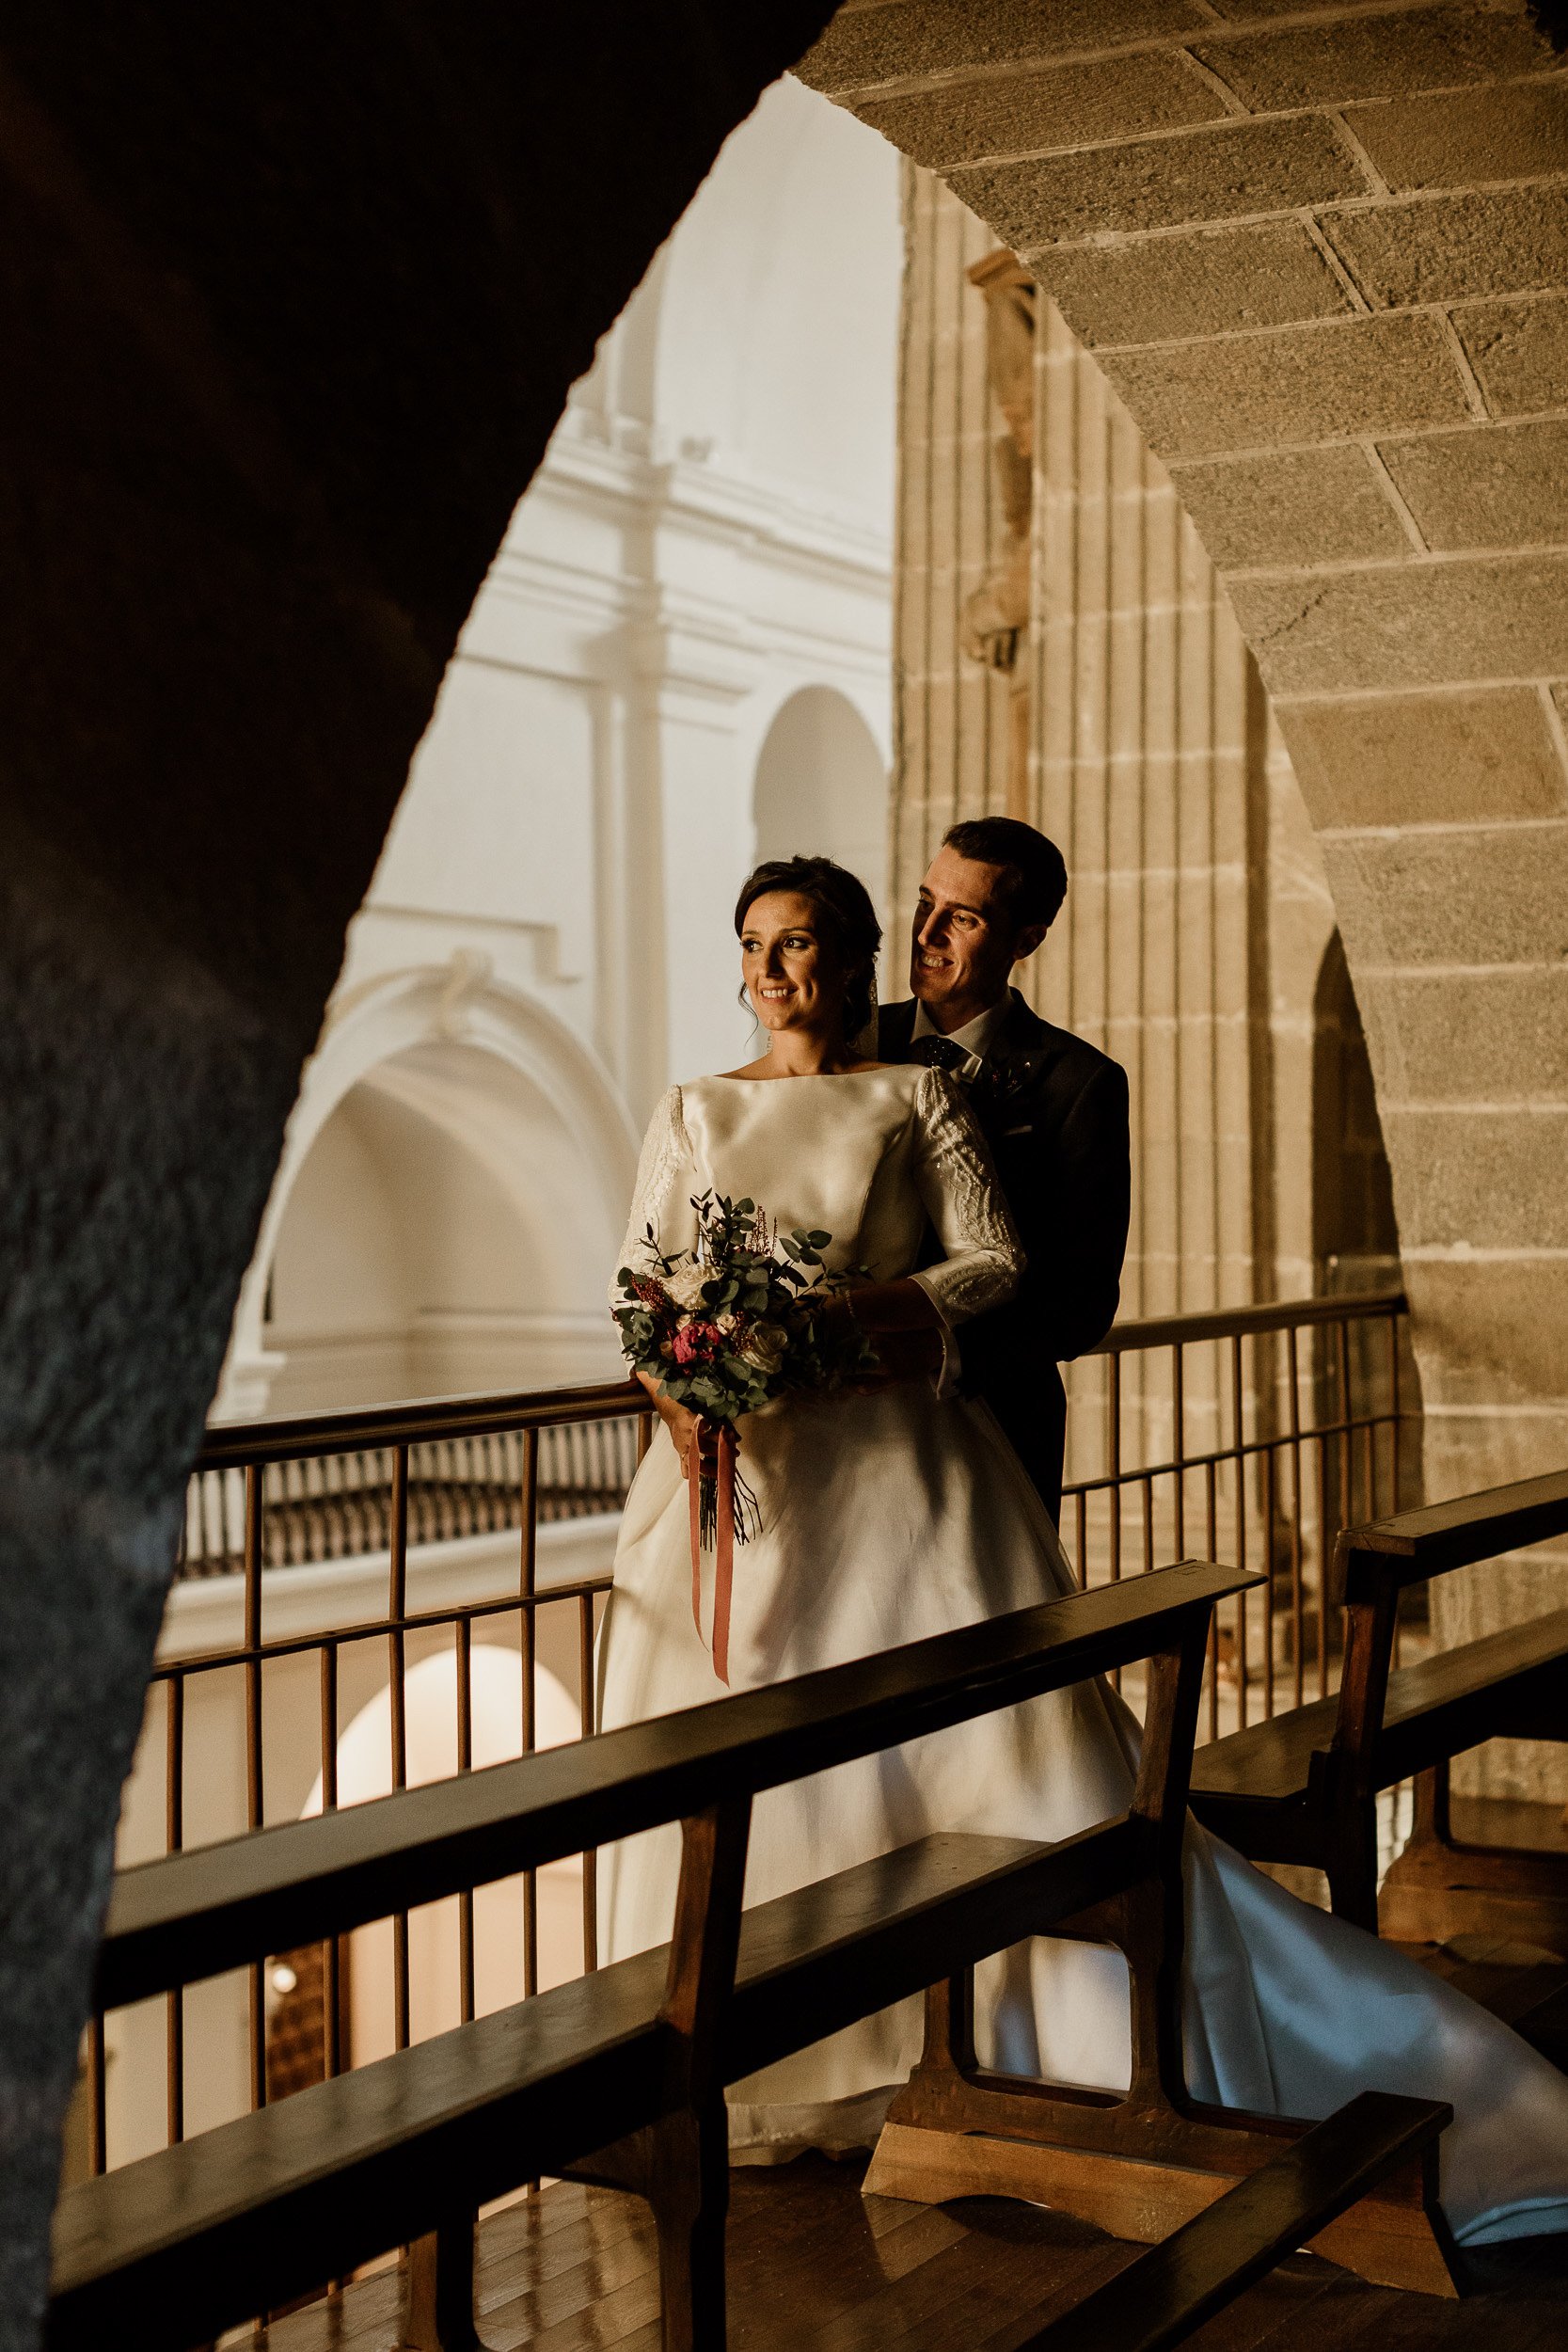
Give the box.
[214,75,900,1423]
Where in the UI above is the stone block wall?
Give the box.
[801,0,1568,1793]
[894,174,1350,1453]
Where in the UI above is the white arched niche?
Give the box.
[261,1037,625,1414]
[752,684,892,947]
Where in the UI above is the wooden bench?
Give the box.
[51,1557,1458,2351]
[1188,1467,1568,1942]
[1026,2090,1448,2352]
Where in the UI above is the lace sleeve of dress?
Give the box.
[907,1066,1024,1328]
[608,1086,693,1320]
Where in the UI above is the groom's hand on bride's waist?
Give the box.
[850,1328,943,1387]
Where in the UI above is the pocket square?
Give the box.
[1003,1122,1035,1137]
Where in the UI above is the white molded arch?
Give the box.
[218,967,640,1419]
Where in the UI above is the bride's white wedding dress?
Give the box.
[596,1063,1568,2246]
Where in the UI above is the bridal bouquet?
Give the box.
[613,1191,876,1678]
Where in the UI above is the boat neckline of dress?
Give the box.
[701,1066,914,1084]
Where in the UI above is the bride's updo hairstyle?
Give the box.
[733,856,882,1045]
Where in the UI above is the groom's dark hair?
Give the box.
[734,856,881,1042]
[943,818,1067,932]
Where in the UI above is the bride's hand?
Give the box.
[636,1371,712,1475]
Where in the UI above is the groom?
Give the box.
[879,817,1131,1526]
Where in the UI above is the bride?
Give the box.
[595,853,1568,2249]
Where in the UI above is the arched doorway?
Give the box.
[752,685,891,945]
[266,1645,585,2091]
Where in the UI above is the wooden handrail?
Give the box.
[195,1377,646,1470]
[1090,1287,1405,1357]
[98,1558,1259,2010]
[191,1288,1409,1470]
[1339,1464,1568,1597]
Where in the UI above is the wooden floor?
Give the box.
[230,2148,1568,2352]
[232,1803,1568,2352]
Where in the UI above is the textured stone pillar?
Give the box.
[892,167,1016,923]
[1029,295,1273,1327]
[894,179,1315,1471]
[890,167,1394,1576]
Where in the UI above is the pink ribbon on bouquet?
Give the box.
[687,1417,736,1685]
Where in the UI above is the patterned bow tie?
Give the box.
[912,1035,971,1074]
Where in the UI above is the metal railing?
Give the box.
[1062,1287,1410,1737]
[176,1414,641,1578]
[86,1381,646,2182]
[85,1288,1409,2186]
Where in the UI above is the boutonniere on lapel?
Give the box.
[972,1050,1036,1132]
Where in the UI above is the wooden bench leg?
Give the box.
[1378,1763,1568,1954]
[401,2215,481,2352]
[1323,1799,1380,1934]
[1014,2093,1455,2351]
[646,2104,730,2352]
[564,1796,750,2350]
[563,2104,730,2352]
[866,1912,1459,2298]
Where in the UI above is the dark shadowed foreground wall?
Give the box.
[0,8,832,2341]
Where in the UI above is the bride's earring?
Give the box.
[852,969,879,1061]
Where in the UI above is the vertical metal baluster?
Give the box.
[1231,1332,1248,1732]
[1287,1324,1306,1710]
[1171,1343,1187,1565]
[388,1445,410,2054]
[579,1589,598,1973]
[1315,1396,1332,1704]
[457,1615,476,2026]
[87,2013,107,2176]
[1106,1354,1122,1687]
[166,1672,185,2145]
[1337,1311,1358,1537]
[1387,1311,1404,1669]
[1205,1455,1219,1740]
[1107,1353,1122,1586]
[1335,1314,1353,1681]
[1261,1437,1278,1722]
[244,1464,266,2112]
[321,1640,341,2082]
[1388,1305,1402,1516]
[521,1428,539,2000]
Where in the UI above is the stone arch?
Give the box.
[16,8,1568,2302]
[1312,932,1401,1295]
[797,3,1568,1510]
[752,684,892,935]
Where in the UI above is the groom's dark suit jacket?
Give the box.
[879,990,1131,1525]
